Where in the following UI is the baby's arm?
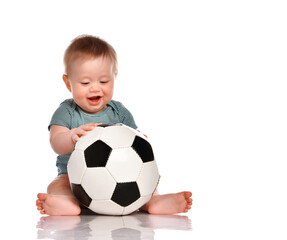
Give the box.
[50,123,100,155]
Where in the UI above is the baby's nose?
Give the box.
[90,82,100,92]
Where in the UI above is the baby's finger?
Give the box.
[82,123,96,130]
[83,123,102,130]
[72,135,80,143]
[74,127,85,135]
[89,122,102,127]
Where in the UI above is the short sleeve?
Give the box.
[48,100,74,130]
[121,107,138,129]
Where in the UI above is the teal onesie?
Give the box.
[49,98,138,175]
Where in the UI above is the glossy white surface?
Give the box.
[36,212,192,239]
[5,199,287,240]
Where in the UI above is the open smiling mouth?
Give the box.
[88,96,102,105]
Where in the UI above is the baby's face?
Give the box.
[66,56,115,114]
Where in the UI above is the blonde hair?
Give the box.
[64,35,118,76]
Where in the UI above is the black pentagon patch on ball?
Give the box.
[132,136,154,163]
[84,140,112,167]
[111,182,140,207]
[71,183,92,207]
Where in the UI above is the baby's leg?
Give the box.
[36,175,81,216]
[140,191,192,215]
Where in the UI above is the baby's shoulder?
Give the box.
[59,98,77,110]
[108,100,126,112]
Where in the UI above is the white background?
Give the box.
[0,0,286,239]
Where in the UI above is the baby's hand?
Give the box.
[71,123,102,143]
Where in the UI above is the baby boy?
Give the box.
[36,35,192,215]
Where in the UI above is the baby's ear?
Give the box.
[63,74,71,92]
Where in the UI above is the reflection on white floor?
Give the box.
[36,212,191,240]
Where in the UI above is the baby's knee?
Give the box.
[47,175,70,192]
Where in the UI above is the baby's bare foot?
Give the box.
[36,193,81,216]
[143,191,192,215]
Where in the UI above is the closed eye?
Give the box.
[100,80,109,84]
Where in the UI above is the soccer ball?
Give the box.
[67,124,160,215]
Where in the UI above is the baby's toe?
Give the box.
[185,191,192,198]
